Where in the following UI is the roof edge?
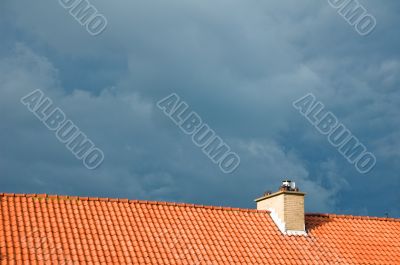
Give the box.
[2,193,398,221]
[306,212,400,222]
[0,192,270,214]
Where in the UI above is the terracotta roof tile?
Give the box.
[1,193,399,264]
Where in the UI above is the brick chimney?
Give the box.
[255,180,306,235]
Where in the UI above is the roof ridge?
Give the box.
[0,192,269,214]
[3,193,399,220]
[306,212,400,222]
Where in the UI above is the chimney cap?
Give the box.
[280,179,299,192]
[255,180,304,202]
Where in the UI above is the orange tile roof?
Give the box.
[1,193,399,264]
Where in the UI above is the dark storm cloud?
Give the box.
[0,0,399,216]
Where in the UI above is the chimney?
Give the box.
[255,180,306,235]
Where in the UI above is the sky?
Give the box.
[0,0,399,217]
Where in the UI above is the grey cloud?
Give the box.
[0,0,399,216]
